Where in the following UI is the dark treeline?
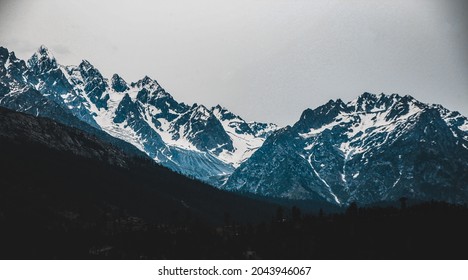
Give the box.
[2,198,468,259]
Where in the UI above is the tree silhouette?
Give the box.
[275,206,284,222]
[399,197,408,210]
[292,206,301,222]
[346,202,358,216]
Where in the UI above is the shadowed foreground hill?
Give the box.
[0,107,278,258]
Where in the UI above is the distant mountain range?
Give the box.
[1,45,467,205]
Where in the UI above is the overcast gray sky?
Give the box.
[1,0,467,125]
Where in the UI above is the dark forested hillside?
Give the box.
[0,107,279,258]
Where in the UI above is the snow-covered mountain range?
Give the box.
[225,93,468,205]
[0,45,276,185]
[1,45,467,205]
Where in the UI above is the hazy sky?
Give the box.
[1,0,467,125]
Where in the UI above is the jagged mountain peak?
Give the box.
[353,91,382,112]
[211,104,227,115]
[0,47,25,71]
[296,93,427,132]
[38,44,51,54]
[432,104,468,132]
[121,92,132,101]
[0,47,10,66]
[191,104,211,119]
[77,60,106,83]
[111,73,129,92]
[7,51,18,61]
[79,59,95,71]
[35,45,55,60]
[141,75,153,83]
[213,104,224,111]
[0,46,8,55]
[358,91,378,100]
[295,98,348,131]
[354,91,404,103]
[210,105,278,142]
[112,73,123,80]
[350,92,422,113]
[212,104,236,119]
[132,75,160,90]
[27,45,58,72]
[32,45,54,60]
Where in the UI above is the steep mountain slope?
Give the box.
[0,45,277,185]
[225,93,468,205]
